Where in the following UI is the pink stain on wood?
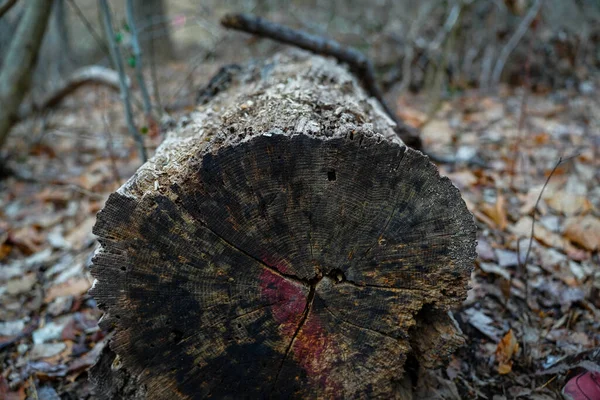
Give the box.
[259,253,292,274]
[259,268,305,336]
[259,269,337,393]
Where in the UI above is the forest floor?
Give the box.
[0,57,599,399]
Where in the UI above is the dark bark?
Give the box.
[0,0,54,150]
[90,51,476,399]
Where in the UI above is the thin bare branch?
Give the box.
[125,0,153,117]
[148,21,163,114]
[99,0,147,162]
[66,0,110,56]
[491,0,542,88]
[520,154,579,306]
[429,2,462,52]
[0,0,17,18]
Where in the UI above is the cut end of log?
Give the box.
[90,52,476,399]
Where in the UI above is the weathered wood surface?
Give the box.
[90,51,476,399]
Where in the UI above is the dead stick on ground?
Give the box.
[221,13,422,150]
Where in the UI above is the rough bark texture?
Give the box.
[90,51,476,399]
[0,0,54,150]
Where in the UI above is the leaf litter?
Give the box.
[0,66,598,399]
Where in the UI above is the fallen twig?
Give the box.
[538,347,600,375]
[9,170,107,200]
[221,13,422,150]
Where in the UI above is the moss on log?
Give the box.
[90,51,476,399]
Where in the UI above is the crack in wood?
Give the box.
[320,300,400,342]
[339,279,423,293]
[182,203,308,287]
[271,283,317,393]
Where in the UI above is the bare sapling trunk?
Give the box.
[0,0,54,150]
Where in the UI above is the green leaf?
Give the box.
[140,126,149,135]
[127,56,136,68]
[114,32,123,43]
[124,22,130,32]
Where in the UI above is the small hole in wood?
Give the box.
[171,329,183,343]
[328,268,346,283]
[120,266,126,272]
[327,170,336,181]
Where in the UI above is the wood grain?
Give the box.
[90,52,476,399]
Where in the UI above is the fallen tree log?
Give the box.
[90,50,476,399]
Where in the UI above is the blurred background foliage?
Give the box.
[1,0,598,99]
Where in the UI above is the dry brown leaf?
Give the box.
[519,187,544,215]
[44,277,92,303]
[496,329,519,375]
[8,226,44,255]
[447,170,478,190]
[0,243,12,261]
[0,376,25,400]
[481,195,508,231]
[545,191,591,216]
[564,215,600,251]
[510,217,569,251]
[64,217,96,250]
[396,102,427,128]
[421,119,453,146]
[6,273,37,296]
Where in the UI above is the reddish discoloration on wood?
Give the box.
[259,253,293,275]
[259,269,305,334]
[292,311,336,389]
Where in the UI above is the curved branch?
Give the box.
[0,0,18,18]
